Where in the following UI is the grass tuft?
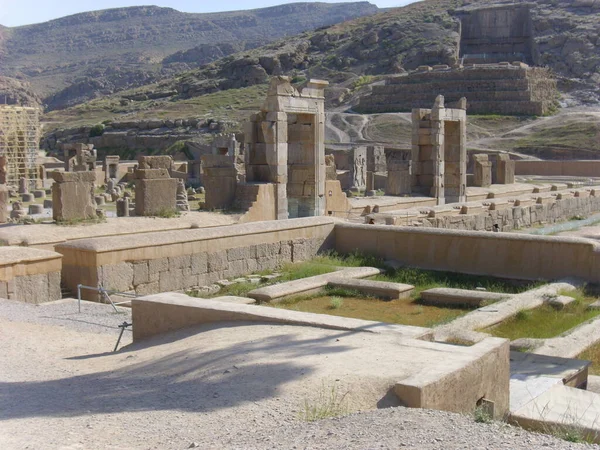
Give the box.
[300,382,349,422]
[329,296,344,310]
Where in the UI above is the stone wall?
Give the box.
[56,217,336,300]
[335,223,600,284]
[357,64,557,116]
[0,247,62,303]
[515,160,600,177]
[381,193,600,232]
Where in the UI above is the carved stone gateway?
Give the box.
[411,95,467,205]
[244,76,328,219]
[385,149,412,196]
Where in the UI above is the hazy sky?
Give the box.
[0,0,417,27]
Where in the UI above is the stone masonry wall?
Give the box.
[56,217,336,301]
[417,195,600,232]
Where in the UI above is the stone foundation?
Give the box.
[56,217,336,300]
[0,247,62,303]
[357,64,557,116]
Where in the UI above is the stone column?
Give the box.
[385,149,412,195]
[50,171,97,222]
[496,154,515,184]
[473,154,492,187]
[0,185,8,223]
[263,112,288,220]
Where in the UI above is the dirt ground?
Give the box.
[0,299,589,450]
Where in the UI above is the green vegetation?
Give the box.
[578,340,600,376]
[516,121,600,154]
[300,382,349,422]
[153,208,180,219]
[485,288,600,340]
[329,296,344,310]
[89,124,105,137]
[473,405,493,424]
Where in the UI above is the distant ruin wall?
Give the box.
[56,217,336,300]
[515,160,600,177]
[357,65,556,116]
[457,4,534,64]
[335,223,600,284]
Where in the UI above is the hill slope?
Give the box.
[0,2,379,109]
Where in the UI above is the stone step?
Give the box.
[248,267,383,303]
[327,277,414,300]
[420,288,508,307]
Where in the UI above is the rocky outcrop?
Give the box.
[0,76,41,107]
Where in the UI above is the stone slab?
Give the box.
[211,296,257,305]
[509,384,600,442]
[327,277,414,300]
[247,267,383,303]
[420,287,508,307]
[544,295,575,309]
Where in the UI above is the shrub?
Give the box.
[89,124,105,137]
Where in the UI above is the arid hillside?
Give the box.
[0,2,379,109]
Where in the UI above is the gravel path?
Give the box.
[0,298,594,450]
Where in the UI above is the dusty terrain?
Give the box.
[0,298,592,450]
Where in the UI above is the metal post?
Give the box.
[114,321,132,352]
[77,284,82,313]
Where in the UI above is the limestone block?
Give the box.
[0,281,7,299]
[21,193,34,202]
[136,281,160,296]
[28,204,43,214]
[102,262,134,292]
[208,251,228,272]
[191,253,208,275]
[50,171,97,183]
[473,154,492,188]
[116,198,130,217]
[0,185,8,223]
[133,262,150,285]
[48,271,62,302]
[496,154,515,184]
[227,246,254,261]
[228,259,249,278]
[94,195,105,206]
[15,273,54,304]
[148,258,169,275]
[134,168,170,179]
[138,155,173,170]
[327,277,414,300]
[135,178,177,216]
[43,199,53,208]
[159,268,183,292]
[169,254,191,271]
[52,178,96,222]
[33,190,45,199]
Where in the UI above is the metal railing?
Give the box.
[77,284,137,313]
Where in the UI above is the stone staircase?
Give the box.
[233,183,261,212]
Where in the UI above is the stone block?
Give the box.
[33,190,45,199]
[148,258,169,275]
[28,204,43,214]
[133,262,150,285]
[136,281,160,296]
[328,278,414,300]
[208,251,228,272]
[21,193,34,202]
[138,155,173,170]
[159,268,183,292]
[14,273,49,304]
[102,262,134,293]
[169,254,191,271]
[135,178,177,216]
[227,246,254,261]
[134,168,170,179]
[48,271,62,301]
[52,177,96,222]
[191,253,208,275]
[0,185,8,223]
[50,171,97,183]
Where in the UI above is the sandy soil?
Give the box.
[0,299,589,450]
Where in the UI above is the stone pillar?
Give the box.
[0,185,8,223]
[116,197,130,217]
[18,177,28,194]
[385,149,412,195]
[50,171,97,222]
[0,156,6,185]
[473,154,492,187]
[200,155,238,210]
[496,154,515,184]
[134,169,178,216]
[350,146,367,191]
[263,112,288,220]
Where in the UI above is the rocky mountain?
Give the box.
[160,0,600,107]
[0,76,42,107]
[0,2,379,109]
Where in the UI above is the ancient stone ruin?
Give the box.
[244,76,328,219]
[357,63,556,116]
[50,171,96,222]
[63,143,97,172]
[412,95,467,205]
[134,156,179,216]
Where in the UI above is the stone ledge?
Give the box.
[247,267,383,302]
[420,288,508,307]
[327,277,414,300]
[131,292,430,341]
